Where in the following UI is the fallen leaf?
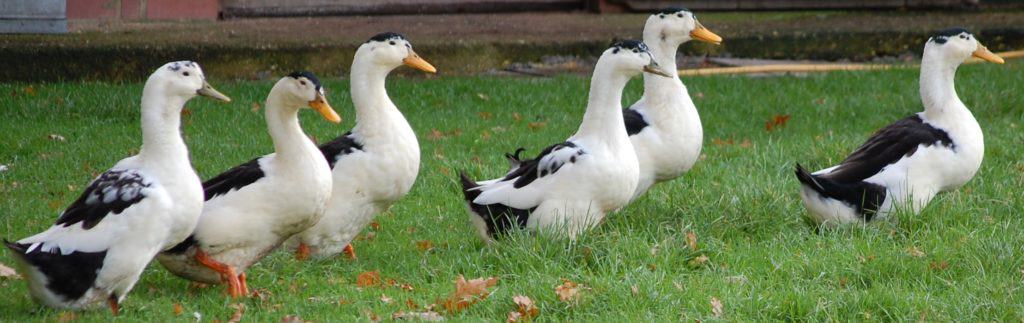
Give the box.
[930,261,949,271]
[907,246,925,258]
[512,112,522,122]
[251,101,261,112]
[442,275,499,313]
[554,279,586,303]
[380,294,392,304]
[48,134,66,141]
[476,93,490,101]
[181,107,192,117]
[526,122,547,130]
[24,86,36,96]
[392,311,443,321]
[427,129,445,140]
[509,295,538,321]
[357,271,381,287]
[0,263,21,279]
[227,303,245,323]
[685,231,698,251]
[57,311,76,322]
[370,221,381,230]
[406,298,419,309]
[280,314,304,323]
[416,240,434,252]
[173,303,183,316]
[673,281,684,291]
[710,297,723,318]
[478,111,493,119]
[694,92,704,99]
[689,255,709,267]
[480,130,492,140]
[631,285,639,296]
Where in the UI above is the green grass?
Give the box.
[1,62,1023,321]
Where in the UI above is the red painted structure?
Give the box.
[67,0,220,20]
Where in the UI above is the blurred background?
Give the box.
[2,0,1022,81]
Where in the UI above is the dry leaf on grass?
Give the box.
[380,294,392,304]
[393,311,444,321]
[227,303,245,323]
[554,279,587,303]
[507,295,538,322]
[416,240,434,252]
[0,263,21,279]
[765,114,791,132]
[251,102,261,112]
[685,231,698,251]
[711,297,723,318]
[173,303,183,316]
[48,134,66,141]
[280,314,306,323]
[526,122,547,130]
[441,275,499,313]
[907,246,926,258]
[427,129,445,140]
[689,255,710,267]
[357,271,381,287]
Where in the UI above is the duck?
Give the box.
[459,41,670,242]
[3,61,230,314]
[156,71,340,297]
[794,28,1004,227]
[623,8,721,200]
[291,32,436,260]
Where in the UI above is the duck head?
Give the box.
[925,28,1004,65]
[646,8,721,45]
[151,61,231,102]
[272,71,341,123]
[357,32,437,73]
[600,40,672,78]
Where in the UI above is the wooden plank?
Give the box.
[223,0,583,17]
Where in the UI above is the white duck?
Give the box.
[624,8,721,200]
[292,32,436,260]
[460,41,670,242]
[156,71,340,297]
[795,28,1004,227]
[4,61,230,314]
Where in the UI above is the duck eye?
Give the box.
[677,13,683,18]
[633,49,639,53]
[389,41,396,45]
[960,35,966,39]
[183,71,190,77]
[300,80,307,86]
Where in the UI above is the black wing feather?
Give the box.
[55,170,150,230]
[459,172,533,238]
[823,115,954,183]
[202,158,266,201]
[623,108,650,136]
[501,142,584,189]
[319,131,364,168]
[4,240,107,301]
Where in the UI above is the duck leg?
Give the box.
[238,272,249,296]
[194,248,243,298]
[107,295,120,316]
[296,243,311,261]
[343,244,357,260]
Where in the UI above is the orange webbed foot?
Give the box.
[343,244,357,260]
[195,248,244,298]
[296,243,311,261]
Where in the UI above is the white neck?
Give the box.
[351,58,404,135]
[138,85,190,164]
[264,90,313,159]
[919,53,963,119]
[575,62,631,140]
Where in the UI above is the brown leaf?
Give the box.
[442,275,499,313]
[685,231,698,251]
[380,294,393,304]
[427,129,445,140]
[392,311,443,321]
[930,261,949,271]
[416,240,434,252]
[56,311,76,322]
[630,285,639,296]
[24,86,36,96]
[228,303,245,323]
[710,297,723,317]
[357,271,381,287]
[173,303,184,316]
[526,122,547,130]
[480,130,492,141]
[689,255,709,267]
[48,134,66,142]
[280,314,305,323]
[510,295,538,321]
[554,279,586,303]
[765,114,792,132]
[406,298,419,309]
[0,263,21,279]
[478,111,493,119]
[512,112,522,122]
[370,221,381,230]
[251,101,262,112]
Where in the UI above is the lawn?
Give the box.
[1,62,1022,321]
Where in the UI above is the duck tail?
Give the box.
[794,163,827,194]
[458,171,482,202]
[3,239,27,259]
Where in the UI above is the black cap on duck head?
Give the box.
[655,7,691,19]
[610,40,649,54]
[287,71,322,91]
[167,61,197,72]
[930,27,970,44]
[367,32,407,43]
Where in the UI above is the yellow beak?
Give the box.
[690,21,722,45]
[972,44,1005,64]
[309,92,341,123]
[402,50,438,73]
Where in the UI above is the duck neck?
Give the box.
[643,28,682,85]
[919,54,963,119]
[138,87,190,165]
[265,91,313,159]
[575,63,631,140]
[351,61,405,140]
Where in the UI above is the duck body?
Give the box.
[461,41,665,241]
[5,61,227,311]
[157,72,337,291]
[625,9,720,200]
[795,28,1001,226]
[292,33,432,259]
